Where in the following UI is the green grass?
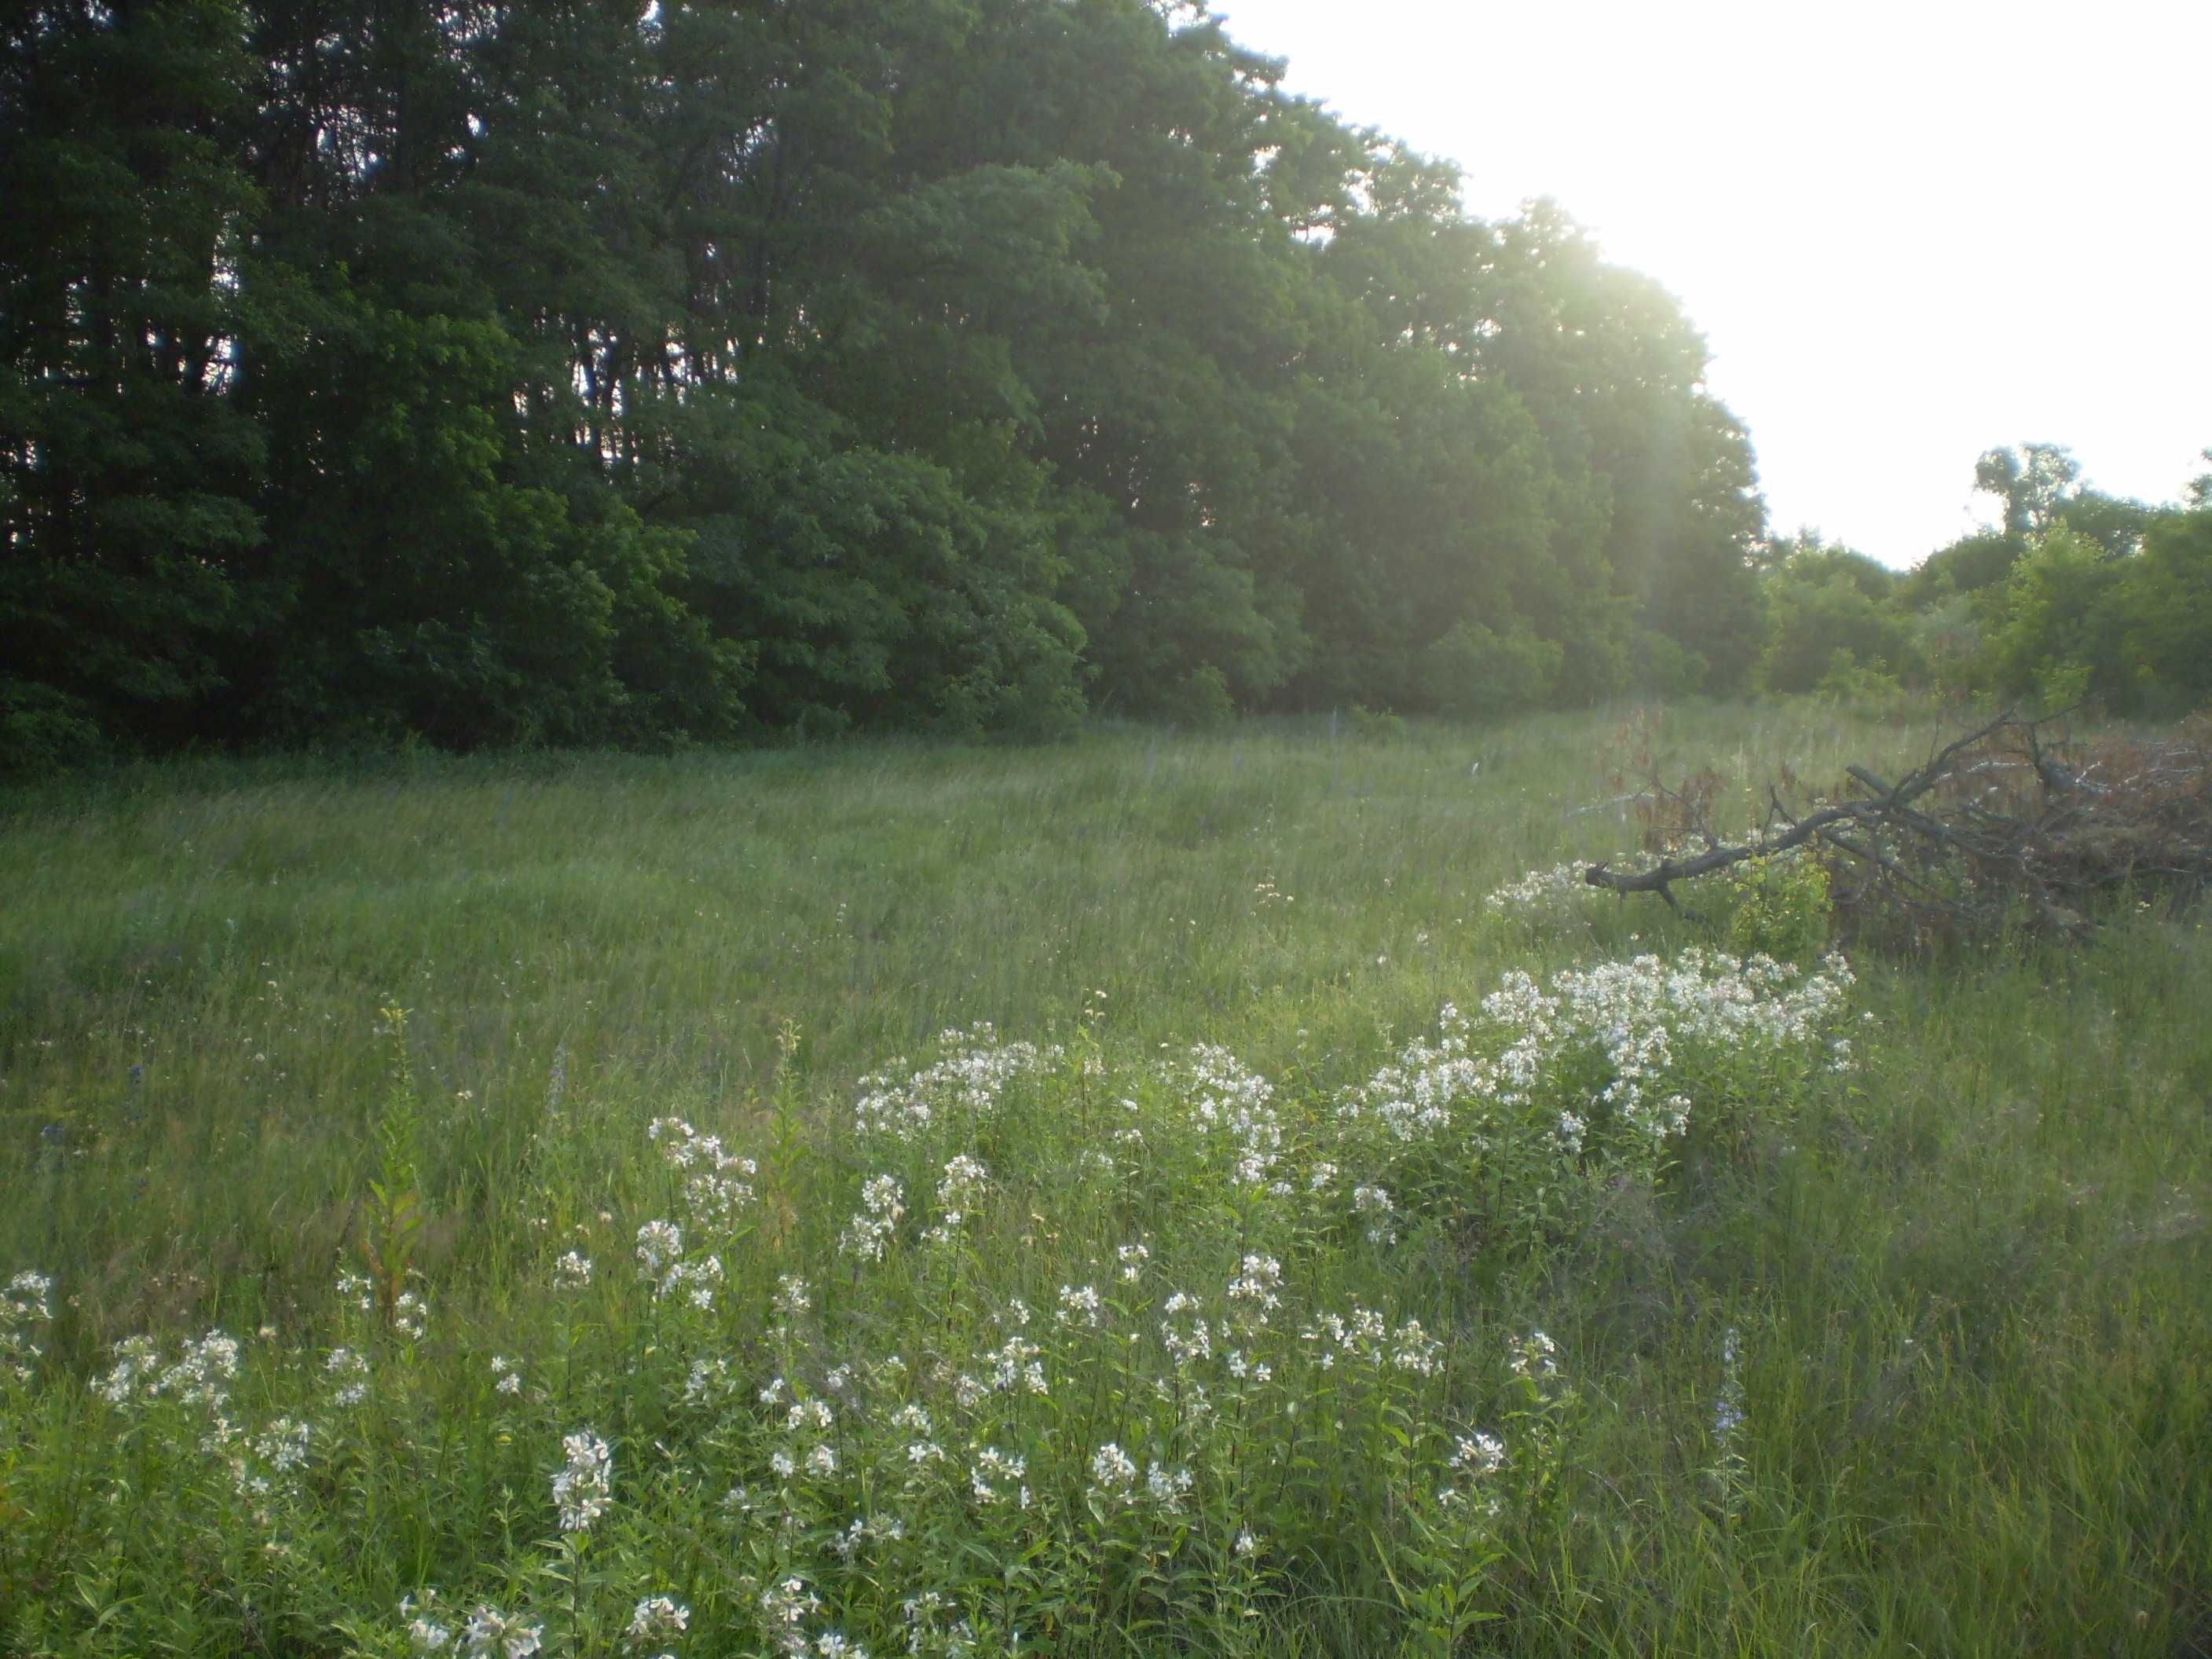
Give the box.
[2,703,2207,1657]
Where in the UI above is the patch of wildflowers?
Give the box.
[1089,1441,1137,1502]
[924,1156,988,1243]
[1174,1046,1283,1187]
[462,1606,543,1658]
[838,1175,906,1262]
[325,1346,372,1408]
[852,1025,1057,1145]
[626,1595,690,1647]
[1055,1283,1103,1328]
[2,1270,54,1381]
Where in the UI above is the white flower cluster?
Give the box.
[852,1025,1059,1144]
[649,1115,758,1230]
[1712,1326,1745,1439]
[1089,1440,1137,1497]
[1339,949,1855,1158]
[1335,1003,1494,1144]
[636,1220,723,1311]
[326,1346,372,1408]
[837,1175,906,1262]
[1351,1183,1397,1244]
[551,1428,612,1533]
[627,1594,690,1648]
[968,1445,1028,1508]
[771,1394,838,1485]
[462,1605,543,1658]
[1174,1045,1283,1187]
[1508,1329,1559,1379]
[685,1356,738,1407]
[97,1329,241,1413]
[982,1318,1047,1397]
[899,1591,978,1659]
[1223,1254,1283,1330]
[1451,1430,1505,1476]
[1299,1306,1444,1376]
[1146,1460,1195,1511]
[402,1590,542,1657]
[922,1156,988,1244]
[1481,860,1602,923]
[2,1269,53,1381]
[1536,948,1851,1130]
[1160,1290,1212,1367]
[219,1413,309,1500]
[1055,1282,1103,1328]
[1439,1427,1510,1515]
[759,1577,822,1656]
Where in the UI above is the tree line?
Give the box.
[1761,443,2212,714]
[3,1,2205,772]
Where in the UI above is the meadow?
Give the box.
[1,703,2207,1657]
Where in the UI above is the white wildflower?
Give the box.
[1452,1431,1506,1475]
[838,1174,906,1262]
[1057,1283,1104,1328]
[551,1429,612,1533]
[626,1595,690,1646]
[462,1606,543,1658]
[1090,1441,1137,1496]
[325,1346,371,1408]
[635,1221,683,1276]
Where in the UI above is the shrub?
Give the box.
[1719,851,1832,961]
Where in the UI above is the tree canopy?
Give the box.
[5,3,2202,769]
[2,0,1785,766]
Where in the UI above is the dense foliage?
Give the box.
[2,0,1774,767]
[5,5,2204,771]
[1765,445,2212,713]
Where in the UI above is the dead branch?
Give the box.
[1580,711,2212,945]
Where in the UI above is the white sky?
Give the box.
[1213,0,2211,566]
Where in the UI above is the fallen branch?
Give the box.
[1579,710,2212,944]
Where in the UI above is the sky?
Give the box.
[1211,0,2211,567]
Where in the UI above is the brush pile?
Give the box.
[1583,712,2212,944]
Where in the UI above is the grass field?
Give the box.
[2,704,2207,1657]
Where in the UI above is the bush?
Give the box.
[1160,665,1237,731]
[0,680,105,776]
[1417,623,1563,716]
[1719,851,1832,961]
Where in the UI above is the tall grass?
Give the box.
[2,702,2206,1656]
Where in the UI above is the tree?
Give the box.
[1,0,274,767]
[1974,442,2081,538]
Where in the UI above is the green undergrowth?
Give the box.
[1,706,2206,1657]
